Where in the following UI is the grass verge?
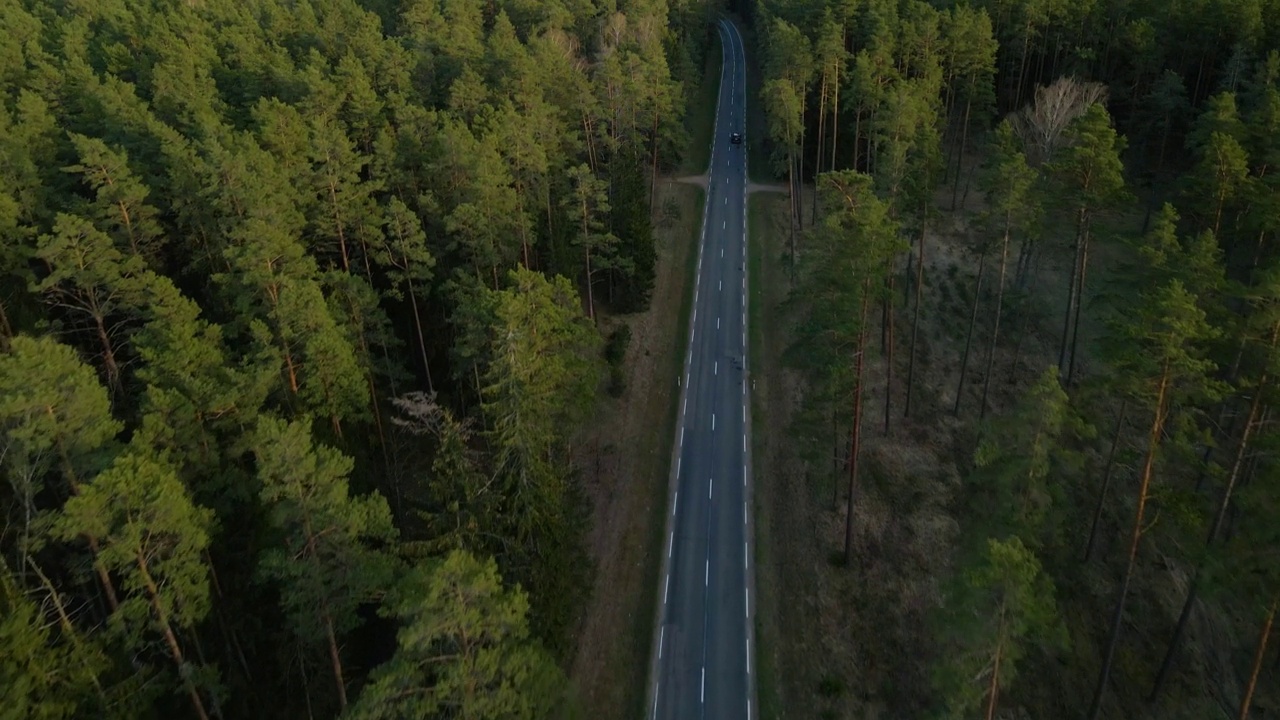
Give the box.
[748,191,792,720]
[682,32,723,175]
[568,180,704,720]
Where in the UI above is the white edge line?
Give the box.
[648,20,742,720]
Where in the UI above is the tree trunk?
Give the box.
[845,288,870,566]
[27,558,107,699]
[788,149,798,281]
[1015,235,1034,289]
[853,111,862,172]
[405,278,434,393]
[951,94,974,211]
[1066,229,1091,385]
[326,179,351,273]
[986,607,1006,720]
[830,65,840,171]
[0,296,13,351]
[1239,597,1277,720]
[137,552,210,720]
[904,224,926,418]
[1088,364,1171,720]
[798,105,806,233]
[1058,208,1086,377]
[280,333,300,395]
[1014,26,1032,109]
[884,273,895,435]
[814,76,828,222]
[1150,355,1271,700]
[585,244,595,321]
[1084,399,1127,563]
[94,315,122,393]
[650,112,660,214]
[323,612,348,709]
[953,245,987,416]
[980,224,1012,419]
[583,113,598,173]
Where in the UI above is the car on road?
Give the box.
[730,132,743,146]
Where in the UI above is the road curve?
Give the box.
[648,18,756,720]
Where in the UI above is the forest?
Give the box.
[746,0,1280,718]
[0,0,714,717]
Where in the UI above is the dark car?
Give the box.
[730,132,743,145]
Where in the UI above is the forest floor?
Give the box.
[746,166,1264,718]
[748,170,1092,719]
[568,179,703,720]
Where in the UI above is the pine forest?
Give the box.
[0,0,709,717]
[10,0,1280,718]
[749,0,1280,718]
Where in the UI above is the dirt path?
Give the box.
[569,179,701,720]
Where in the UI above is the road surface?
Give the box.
[648,18,756,720]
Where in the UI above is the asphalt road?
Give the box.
[648,18,756,720]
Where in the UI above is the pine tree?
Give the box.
[0,335,123,606]
[0,559,110,720]
[378,197,437,391]
[482,268,600,644]
[802,171,904,565]
[977,121,1040,418]
[62,134,166,267]
[1087,276,1222,719]
[32,214,153,392]
[1044,102,1129,386]
[51,445,217,720]
[347,550,564,720]
[564,163,620,321]
[252,416,398,711]
[933,536,1066,720]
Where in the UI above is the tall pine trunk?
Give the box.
[1150,340,1273,699]
[1239,598,1277,720]
[650,112,660,214]
[53,436,121,614]
[830,67,840,171]
[884,273,896,435]
[1084,398,1127,563]
[951,93,974,211]
[1059,208,1087,377]
[0,297,12,351]
[1088,363,1170,720]
[980,224,1012,419]
[797,105,805,233]
[788,148,798,281]
[845,288,870,566]
[94,315,122,393]
[814,76,828,221]
[1066,229,1092,385]
[904,222,926,418]
[323,611,347,709]
[405,277,434,393]
[138,552,211,720]
[986,606,1007,720]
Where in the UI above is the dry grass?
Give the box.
[567,179,702,720]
